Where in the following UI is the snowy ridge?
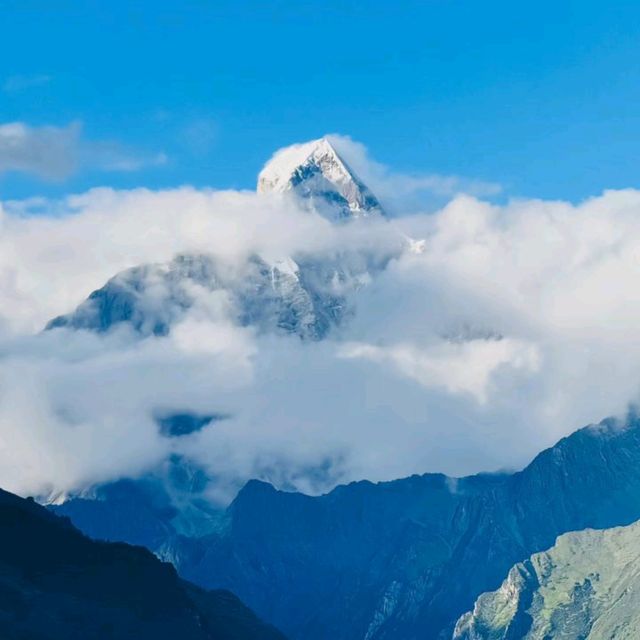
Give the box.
[45,251,380,341]
[258,137,385,220]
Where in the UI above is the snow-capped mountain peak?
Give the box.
[257,137,385,220]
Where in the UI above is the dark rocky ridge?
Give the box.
[200,414,640,639]
[0,486,285,640]
[57,412,640,640]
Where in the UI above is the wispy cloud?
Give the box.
[180,117,218,156]
[86,144,168,173]
[0,122,79,180]
[2,74,52,94]
[0,121,167,181]
[326,134,502,213]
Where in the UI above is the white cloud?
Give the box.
[2,140,640,503]
[326,134,502,213]
[0,186,399,333]
[180,118,218,155]
[339,338,540,404]
[0,121,166,181]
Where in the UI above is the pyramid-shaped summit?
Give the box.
[258,137,385,220]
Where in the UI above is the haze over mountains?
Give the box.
[4,135,640,638]
[55,411,640,640]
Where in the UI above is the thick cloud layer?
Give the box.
[1,143,640,502]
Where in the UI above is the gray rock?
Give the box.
[46,252,371,340]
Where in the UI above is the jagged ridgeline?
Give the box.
[46,252,371,340]
[46,139,394,339]
[55,413,640,640]
[257,137,386,220]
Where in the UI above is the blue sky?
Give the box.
[2,0,640,202]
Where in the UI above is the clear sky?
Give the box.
[2,0,640,202]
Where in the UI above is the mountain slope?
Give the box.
[46,252,362,339]
[171,413,640,640]
[46,138,394,339]
[454,520,640,640]
[52,454,228,557]
[0,485,285,640]
[258,137,385,220]
[55,412,640,640]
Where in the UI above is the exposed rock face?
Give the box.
[53,454,228,550]
[46,252,364,340]
[258,137,385,220]
[55,413,640,640]
[454,520,640,640]
[47,138,391,339]
[0,485,286,640]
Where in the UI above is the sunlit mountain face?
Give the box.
[257,137,386,220]
[47,137,392,341]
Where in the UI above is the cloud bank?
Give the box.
[1,141,640,504]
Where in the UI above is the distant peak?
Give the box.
[258,136,385,220]
[257,137,339,192]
